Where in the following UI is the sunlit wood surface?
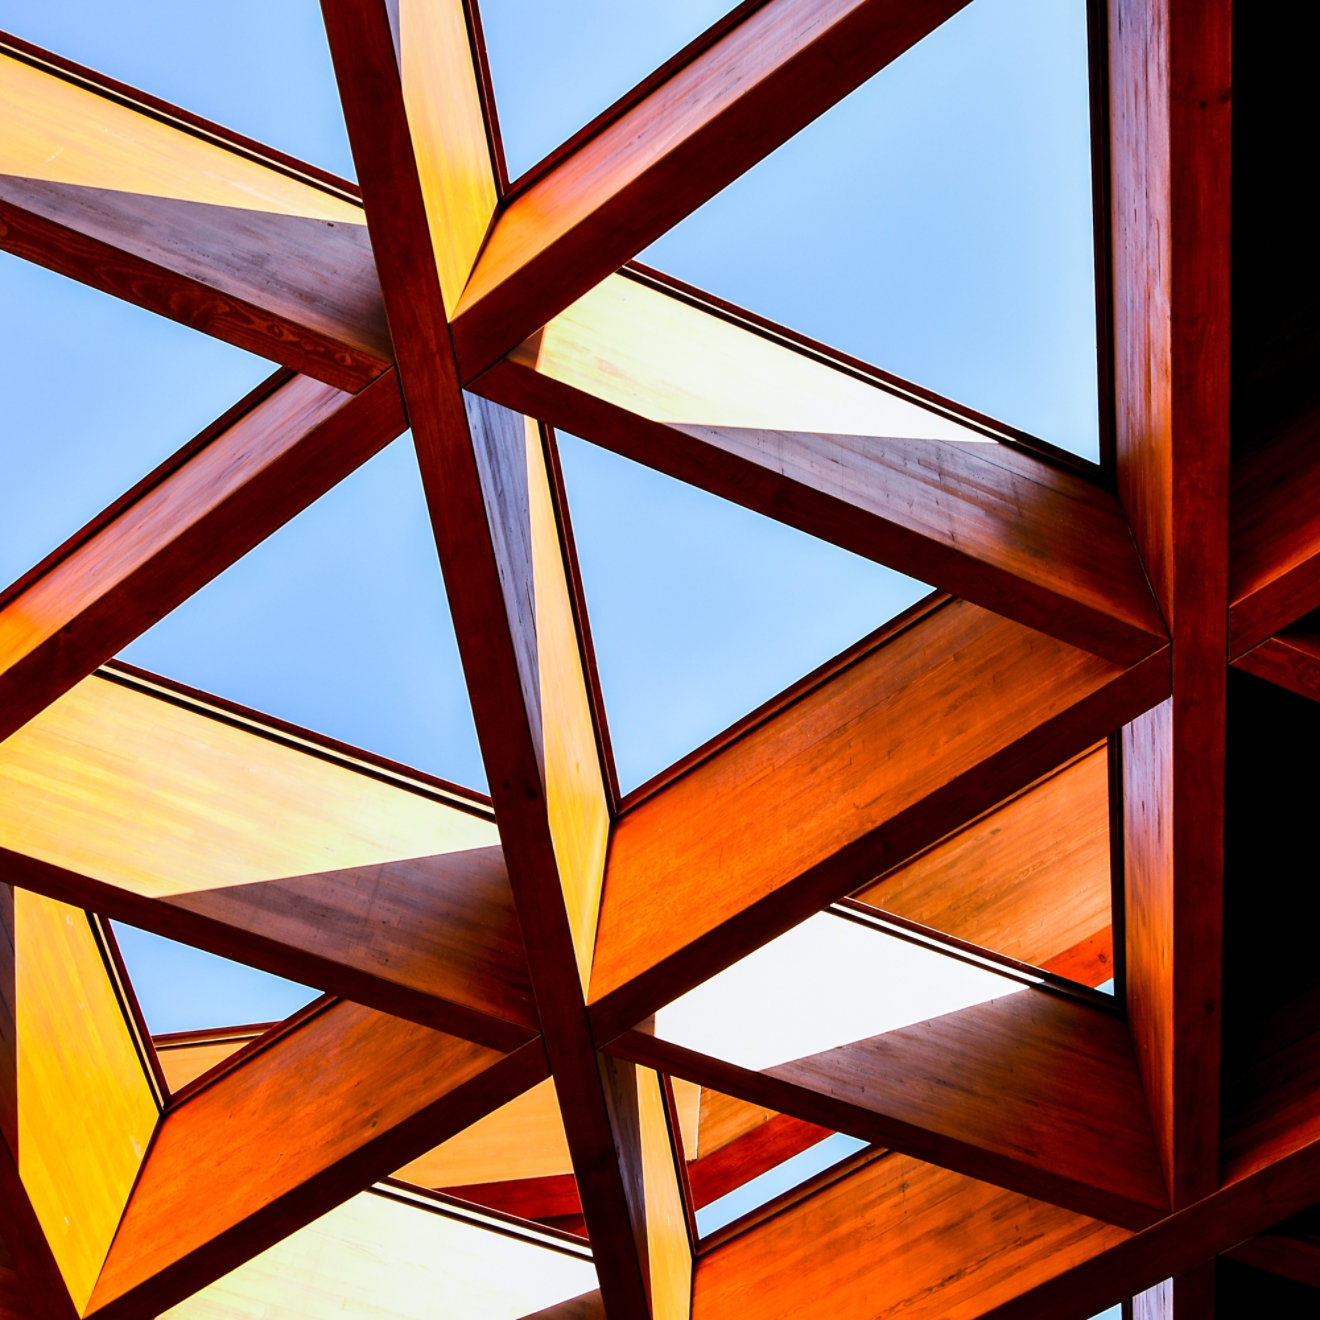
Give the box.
[3,0,1317,1315]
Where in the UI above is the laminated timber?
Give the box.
[6,0,1320,1315]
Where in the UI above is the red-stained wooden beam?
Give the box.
[1108,0,1231,1208]
[320,5,688,1316]
[613,986,1168,1229]
[588,597,1169,1042]
[687,1114,831,1212]
[1231,626,1320,703]
[474,269,1166,667]
[1229,412,1320,657]
[448,0,972,377]
[0,38,391,391]
[84,1000,546,1319]
[0,368,406,743]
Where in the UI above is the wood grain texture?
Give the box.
[692,1150,1128,1320]
[479,271,1166,665]
[687,1112,831,1211]
[1232,626,1320,704]
[0,888,156,1315]
[1229,413,1320,655]
[854,746,1113,981]
[87,1003,544,1318]
[1109,0,1231,1208]
[153,1029,267,1094]
[590,598,1169,1039]
[0,50,390,389]
[0,369,407,742]
[1131,1263,1218,1319]
[0,673,536,1049]
[449,0,972,375]
[615,985,1166,1228]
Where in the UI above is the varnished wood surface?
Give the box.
[693,1150,1128,1320]
[590,598,1169,1038]
[449,0,971,376]
[89,1003,544,1317]
[0,673,537,1049]
[153,1028,267,1094]
[854,746,1112,981]
[0,888,157,1315]
[0,369,407,741]
[1232,625,1320,705]
[1109,0,1232,1209]
[480,271,1165,666]
[0,46,391,389]
[615,985,1166,1228]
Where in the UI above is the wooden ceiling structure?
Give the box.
[1,0,1317,1315]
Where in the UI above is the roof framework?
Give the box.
[0,0,1315,1315]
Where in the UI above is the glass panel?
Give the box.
[161,1189,598,1319]
[696,1132,867,1237]
[654,911,1025,1072]
[642,0,1100,458]
[556,431,930,792]
[120,436,488,791]
[479,0,732,181]
[0,251,272,592]
[851,746,1116,991]
[2,0,355,178]
[112,922,317,1036]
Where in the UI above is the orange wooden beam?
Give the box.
[589,597,1168,1041]
[448,0,972,377]
[475,269,1166,667]
[614,985,1167,1229]
[0,369,406,744]
[85,999,545,1318]
[1107,0,1232,1210]
[0,37,391,391]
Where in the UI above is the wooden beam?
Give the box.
[320,6,686,1315]
[448,0,972,376]
[0,1236,33,1320]
[0,368,407,743]
[589,597,1169,1041]
[85,1001,544,1317]
[853,745,1113,983]
[475,270,1166,666]
[614,985,1167,1228]
[0,40,391,390]
[1232,626,1320,705]
[0,671,537,1051]
[1108,0,1232,1208]
[1227,1210,1320,1291]
[1229,412,1320,656]
[1132,1264,1218,1319]
[0,886,158,1319]
[687,1112,831,1212]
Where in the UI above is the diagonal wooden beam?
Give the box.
[0,669,537,1052]
[84,998,545,1318]
[1107,0,1232,1209]
[1228,410,1320,657]
[320,5,688,1315]
[588,596,1169,1042]
[1231,624,1320,704]
[0,368,407,743]
[474,269,1167,666]
[0,38,391,390]
[448,0,972,377]
[613,985,1168,1229]
[1226,1209,1320,1291]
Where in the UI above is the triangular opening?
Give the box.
[851,743,1117,994]
[2,0,356,178]
[110,921,318,1037]
[479,0,735,183]
[555,430,932,794]
[640,0,1101,459]
[0,250,273,593]
[119,434,488,791]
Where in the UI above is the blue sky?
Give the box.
[1,0,1105,1220]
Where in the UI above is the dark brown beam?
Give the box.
[85,1000,545,1318]
[320,5,688,1315]
[0,368,407,743]
[1108,0,1232,1208]
[1231,626,1320,704]
[0,41,391,391]
[448,0,972,376]
[1227,1220,1320,1292]
[475,270,1166,666]
[614,986,1167,1229]
[588,597,1169,1041]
